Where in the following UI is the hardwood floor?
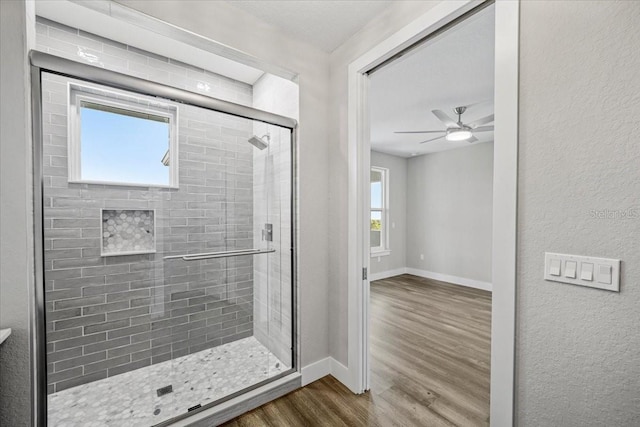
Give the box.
[222,274,492,427]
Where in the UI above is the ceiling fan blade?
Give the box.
[468,114,494,128]
[419,135,445,144]
[394,130,445,134]
[467,136,479,143]
[473,126,494,132]
[463,100,490,110]
[432,110,459,128]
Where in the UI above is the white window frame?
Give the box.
[68,82,179,188]
[370,166,390,257]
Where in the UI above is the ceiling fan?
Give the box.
[395,106,494,144]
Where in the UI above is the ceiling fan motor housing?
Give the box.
[453,106,467,116]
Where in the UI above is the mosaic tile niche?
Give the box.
[101,209,156,256]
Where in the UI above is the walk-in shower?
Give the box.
[31,45,296,426]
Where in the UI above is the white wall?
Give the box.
[369,151,407,276]
[115,0,331,369]
[0,0,35,425]
[406,143,493,283]
[517,1,640,425]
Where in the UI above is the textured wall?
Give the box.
[517,1,640,425]
[406,143,493,283]
[369,151,407,275]
[37,20,257,393]
[0,1,35,426]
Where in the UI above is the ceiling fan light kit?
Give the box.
[395,105,494,145]
[445,128,473,141]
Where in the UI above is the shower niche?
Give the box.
[100,209,156,256]
[37,65,295,426]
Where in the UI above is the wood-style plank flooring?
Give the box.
[222,274,492,426]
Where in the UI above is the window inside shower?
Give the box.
[40,70,294,426]
[67,83,179,188]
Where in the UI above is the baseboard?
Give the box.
[301,357,331,386]
[405,268,492,292]
[369,267,407,281]
[301,357,352,390]
[329,358,350,388]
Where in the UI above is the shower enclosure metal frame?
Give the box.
[29,50,299,427]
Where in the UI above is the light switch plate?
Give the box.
[544,252,620,292]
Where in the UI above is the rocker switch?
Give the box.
[581,263,594,281]
[549,258,561,276]
[598,264,612,284]
[565,261,577,279]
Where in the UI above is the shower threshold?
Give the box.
[47,337,286,427]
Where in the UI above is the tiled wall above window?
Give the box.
[35,17,253,106]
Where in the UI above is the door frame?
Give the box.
[346,1,519,425]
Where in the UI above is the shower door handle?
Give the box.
[163,248,275,261]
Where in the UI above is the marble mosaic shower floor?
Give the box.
[48,337,287,427]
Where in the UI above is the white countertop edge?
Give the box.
[0,328,11,345]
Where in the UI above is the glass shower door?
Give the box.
[146,108,293,425]
[41,70,294,427]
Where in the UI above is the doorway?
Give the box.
[347,1,519,425]
[367,4,495,423]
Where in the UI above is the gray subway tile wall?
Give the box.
[252,127,293,367]
[37,18,261,393]
[251,76,294,368]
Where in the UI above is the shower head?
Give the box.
[248,134,269,150]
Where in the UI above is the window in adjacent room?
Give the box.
[68,83,179,188]
[370,166,390,256]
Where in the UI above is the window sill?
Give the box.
[370,250,391,258]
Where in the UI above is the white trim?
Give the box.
[405,268,493,292]
[330,358,350,386]
[347,1,518,425]
[368,267,407,282]
[300,357,351,388]
[490,1,519,425]
[370,249,390,258]
[301,357,331,386]
[0,328,11,346]
[368,267,492,292]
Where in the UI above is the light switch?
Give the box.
[544,252,620,292]
[597,264,612,284]
[581,263,594,281]
[565,261,577,279]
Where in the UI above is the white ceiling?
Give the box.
[224,0,394,53]
[370,4,495,158]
